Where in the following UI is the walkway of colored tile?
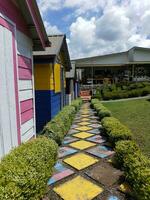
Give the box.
[47,103,130,200]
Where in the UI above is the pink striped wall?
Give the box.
[20,99,33,113]
[18,68,32,80]
[18,55,34,126]
[21,108,33,124]
[18,55,32,69]
[18,55,32,80]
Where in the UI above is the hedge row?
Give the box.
[91,99,112,119]
[101,117,132,145]
[91,99,150,199]
[115,141,150,200]
[0,137,58,200]
[41,98,82,145]
[102,86,150,100]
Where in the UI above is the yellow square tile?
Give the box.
[81,114,90,117]
[78,121,91,126]
[81,118,90,122]
[64,153,99,170]
[69,140,96,150]
[75,126,92,131]
[53,176,103,200]
[73,132,94,139]
[81,112,89,115]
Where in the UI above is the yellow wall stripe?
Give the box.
[34,64,54,90]
[54,63,61,93]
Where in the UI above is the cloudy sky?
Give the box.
[37,0,150,59]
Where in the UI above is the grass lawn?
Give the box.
[103,98,150,157]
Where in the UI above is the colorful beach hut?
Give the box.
[0,0,49,158]
[66,61,80,104]
[34,35,71,132]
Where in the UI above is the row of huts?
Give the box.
[0,0,79,158]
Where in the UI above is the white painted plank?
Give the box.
[5,28,18,147]
[19,90,33,101]
[19,80,33,91]
[21,127,34,143]
[16,30,33,59]
[21,118,34,136]
[0,25,18,158]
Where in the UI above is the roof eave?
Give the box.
[17,0,50,51]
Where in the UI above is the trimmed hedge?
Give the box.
[91,99,112,119]
[94,81,150,100]
[91,99,150,199]
[0,137,58,200]
[41,98,82,145]
[71,98,83,111]
[115,140,150,200]
[101,117,132,145]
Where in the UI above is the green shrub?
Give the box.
[115,141,150,200]
[115,140,140,167]
[94,81,150,100]
[41,99,82,145]
[123,152,150,200]
[42,121,64,145]
[0,137,58,200]
[91,99,112,119]
[98,106,112,119]
[71,98,82,111]
[101,117,132,144]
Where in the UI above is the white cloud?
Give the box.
[37,0,150,59]
[96,7,130,41]
[68,0,150,58]
[37,0,63,13]
[44,21,62,35]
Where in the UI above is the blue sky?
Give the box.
[37,0,150,59]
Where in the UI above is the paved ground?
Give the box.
[46,103,133,200]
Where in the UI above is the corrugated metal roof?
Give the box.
[33,35,64,56]
[73,47,150,67]
[33,35,71,70]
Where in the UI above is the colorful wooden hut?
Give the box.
[66,61,80,104]
[0,0,49,158]
[34,35,71,132]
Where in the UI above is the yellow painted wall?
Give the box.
[34,64,54,90]
[54,63,61,93]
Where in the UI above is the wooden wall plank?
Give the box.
[21,118,34,136]
[19,90,33,101]
[21,108,33,124]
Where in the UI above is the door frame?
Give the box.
[0,13,21,157]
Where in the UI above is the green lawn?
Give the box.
[103,98,150,157]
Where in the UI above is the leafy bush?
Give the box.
[0,137,58,200]
[94,81,150,100]
[91,99,111,119]
[115,140,140,167]
[41,98,82,145]
[115,140,150,200]
[71,98,82,111]
[101,117,132,144]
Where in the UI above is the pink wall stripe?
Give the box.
[18,55,32,80]
[18,55,32,69]
[21,109,33,124]
[18,67,32,80]
[20,99,33,114]
[0,16,13,31]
